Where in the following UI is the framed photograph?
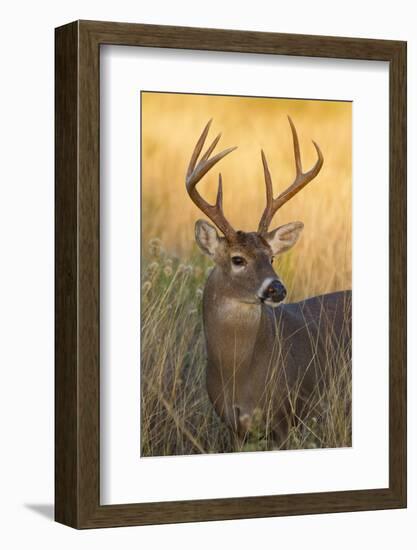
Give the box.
[55,20,406,528]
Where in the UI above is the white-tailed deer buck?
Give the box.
[186,117,352,448]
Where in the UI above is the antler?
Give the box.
[257,116,324,234]
[186,120,237,241]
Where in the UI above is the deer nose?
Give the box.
[264,280,287,303]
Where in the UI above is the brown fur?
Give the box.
[198,224,351,446]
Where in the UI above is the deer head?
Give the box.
[186,117,323,307]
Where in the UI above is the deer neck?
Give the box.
[202,269,268,376]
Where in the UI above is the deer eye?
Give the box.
[231,256,246,267]
[271,257,275,264]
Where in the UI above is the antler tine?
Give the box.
[257,116,324,234]
[186,121,237,240]
[186,119,212,179]
[216,173,224,208]
[261,149,273,206]
[200,132,222,162]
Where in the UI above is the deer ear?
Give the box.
[195,220,221,257]
[265,222,304,254]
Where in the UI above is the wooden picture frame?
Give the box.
[55,20,407,528]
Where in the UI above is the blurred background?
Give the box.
[141,92,351,301]
[141,92,352,456]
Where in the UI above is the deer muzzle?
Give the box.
[260,279,287,306]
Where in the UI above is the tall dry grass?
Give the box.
[140,93,352,456]
[141,244,351,456]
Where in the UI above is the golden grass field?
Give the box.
[140,92,352,456]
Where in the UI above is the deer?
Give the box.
[185,117,352,449]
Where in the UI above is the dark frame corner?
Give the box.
[55,20,407,529]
